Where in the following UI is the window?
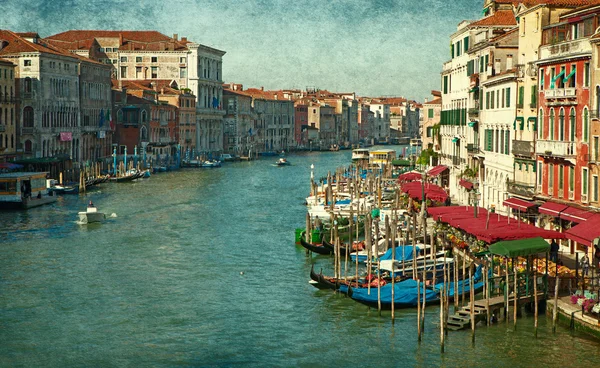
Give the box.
[120,56,128,63]
[558,66,565,89]
[443,76,448,94]
[594,136,599,161]
[179,67,187,79]
[112,59,117,64]
[531,85,537,108]
[549,108,555,140]
[583,168,589,198]
[505,130,509,155]
[136,66,142,79]
[594,175,599,202]
[99,47,105,52]
[120,66,127,78]
[105,47,112,52]
[491,90,495,109]
[568,64,576,88]
[151,56,158,63]
[428,108,434,119]
[570,108,576,141]
[23,106,34,127]
[584,62,590,87]
[559,108,565,141]
[549,164,554,190]
[501,89,505,108]
[538,163,543,185]
[584,108,589,142]
[486,91,490,109]
[426,127,433,137]
[559,165,564,191]
[569,166,574,194]
[506,87,511,107]
[180,57,186,64]
[538,109,544,139]
[24,60,31,66]
[518,86,524,107]
[463,36,469,52]
[136,56,142,63]
[540,68,544,90]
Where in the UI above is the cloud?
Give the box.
[3,0,482,100]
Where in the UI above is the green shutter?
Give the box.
[531,85,537,107]
[518,86,524,107]
[505,130,509,155]
[506,87,510,107]
[464,36,469,52]
[480,56,484,73]
[428,108,434,118]
[584,109,589,141]
[451,44,454,58]
[485,55,489,71]
[443,76,448,94]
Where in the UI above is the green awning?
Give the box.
[468,121,478,127]
[392,159,412,166]
[14,155,70,164]
[452,137,459,143]
[469,86,479,93]
[489,237,550,258]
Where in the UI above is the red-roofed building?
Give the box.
[421,92,442,150]
[45,30,226,154]
[0,59,16,162]
[0,30,112,177]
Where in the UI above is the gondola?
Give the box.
[299,232,332,255]
[309,265,338,290]
[321,237,355,256]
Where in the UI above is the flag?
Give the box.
[248,128,252,136]
[107,110,114,130]
[99,109,105,127]
[212,97,218,108]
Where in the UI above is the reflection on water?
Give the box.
[1,147,599,366]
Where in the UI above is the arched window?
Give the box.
[549,108,555,140]
[141,110,147,123]
[538,109,544,140]
[584,107,589,142]
[24,140,32,153]
[596,86,600,117]
[559,108,565,141]
[24,77,32,93]
[570,108,576,141]
[23,106,34,127]
[117,109,123,122]
[140,125,148,140]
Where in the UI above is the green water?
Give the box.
[1,148,599,367]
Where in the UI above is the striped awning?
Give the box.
[503,197,535,211]
[459,179,473,190]
[538,202,568,217]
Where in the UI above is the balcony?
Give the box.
[468,107,479,117]
[540,38,592,60]
[507,180,535,198]
[466,143,480,154]
[512,140,534,158]
[21,127,35,134]
[545,88,576,99]
[537,140,576,163]
[185,138,192,143]
[159,137,171,144]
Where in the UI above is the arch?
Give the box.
[559,108,565,141]
[596,85,600,117]
[24,77,32,93]
[23,106,34,127]
[140,125,148,140]
[24,139,32,153]
[549,108,555,140]
[141,110,147,123]
[117,109,123,122]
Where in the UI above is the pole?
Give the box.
[534,257,539,338]
[553,277,560,333]
[513,257,518,330]
[470,263,475,345]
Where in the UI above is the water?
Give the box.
[1,147,600,367]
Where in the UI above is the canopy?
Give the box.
[559,205,595,223]
[565,214,600,247]
[427,165,448,177]
[401,181,448,203]
[0,162,24,169]
[392,159,412,167]
[539,201,568,217]
[489,237,550,257]
[427,206,566,243]
[459,179,473,190]
[379,245,420,261]
[503,197,535,211]
[397,171,422,182]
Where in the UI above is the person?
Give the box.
[581,253,590,276]
[557,258,564,267]
[595,247,600,269]
[550,239,559,263]
[314,215,323,232]
[88,200,94,208]
[37,192,41,199]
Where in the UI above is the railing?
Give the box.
[537,140,576,158]
[21,127,35,134]
[546,88,576,98]
[507,180,536,198]
[468,108,479,116]
[466,143,479,154]
[540,38,591,59]
[591,110,600,119]
[512,140,534,157]
[159,137,171,143]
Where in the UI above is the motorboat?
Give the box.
[276,158,290,166]
[201,160,222,168]
[78,202,106,224]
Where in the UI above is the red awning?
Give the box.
[565,214,600,246]
[538,202,568,217]
[459,179,473,190]
[397,171,422,182]
[427,165,448,177]
[558,206,595,223]
[503,198,535,211]
[400,181,448,203]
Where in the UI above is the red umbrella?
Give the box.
[397,171,422,182]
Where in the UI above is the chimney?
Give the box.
[151,81,156,92]
[506,54,513,70]
[261,86,264,91]
[119,33,123,46]
[173,33,178,41]
[161,87,164,95]
[425,98,428,103]
[181,37,187,43]
[229,82,233,89]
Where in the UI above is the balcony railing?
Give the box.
[545,88,576,99]
[468,108,479,116]
[540,38,591,60]
[537,140,576,160]
[21,127,35,134]
[512,140,534,157]
[159,137,171,143]
[466,143,480,154]
[507,180,536,198]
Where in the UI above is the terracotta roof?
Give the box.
[0,29,74,58]
[116,79,185,95]
[45,30,189,51]
[470,10,516,27]
[425,97,442,105]
[16,32,40,38]
[496,0,600,5]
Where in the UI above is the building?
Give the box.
[45,30,226,154]
[223,86,255,155]
[421,91,442,150]
[0,59,16,161]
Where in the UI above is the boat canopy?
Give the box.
[489,237,550,258]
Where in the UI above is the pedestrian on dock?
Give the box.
[580,253,590,276]
[550,239,559,263]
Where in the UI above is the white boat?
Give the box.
[78,203,106,224]
[276,158,290,166]
[201,160,222,168]
[0,172,57,209]
[351,148,370,161]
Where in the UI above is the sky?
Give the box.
[3,0,482,101]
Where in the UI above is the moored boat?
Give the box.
[0,172,57,209]
[299,232,331,255]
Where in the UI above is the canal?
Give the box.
[1,147,599,367]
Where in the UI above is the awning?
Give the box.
[452,137,460,143]
[503,197,535,211]
[459,179,473,190]
[397,171,423,182]
[565,214,600,247]
[400,181,448,203]
[469,86,479,93]
[489,237,550,258]
[559,206,595,223]
[468,121,478,127]
[392,159,412,166]
[427,165,448,177]
[538,202,568,217]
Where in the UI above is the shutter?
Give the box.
[464,36,469,52]
[505,130,510,155]
[531,85,537,107]
[506,87,511,107]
